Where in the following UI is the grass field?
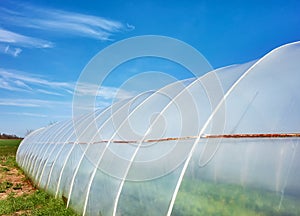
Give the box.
[0,139,21,155]
[117,177,300,216]
[0,139,79,216]
[171,178,300,216]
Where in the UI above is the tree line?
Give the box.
[0,133,22,139]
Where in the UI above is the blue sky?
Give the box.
[0,0,299,136]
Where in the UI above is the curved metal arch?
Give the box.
[111,70,222,215]
[44,111,101,191]
[27,123,63,179]
[166,41,300,216]
[77,91,156,214]
[33,120,72,184]
[81,79,190,216]
[65,98,133,208]
[54,110,106,198]
[39,109,104,188]
[44,123,77,190]
[17,127,45,169]
[22,127,47,172]
[38,118,78,187]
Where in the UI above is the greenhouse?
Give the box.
[16,41,300,216]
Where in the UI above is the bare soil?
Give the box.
[0,163,36,200]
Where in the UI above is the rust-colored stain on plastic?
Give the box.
[203,133,300,138]
[69,133,300,144]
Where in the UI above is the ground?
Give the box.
[0,155,36,200]
[0,139,78,216]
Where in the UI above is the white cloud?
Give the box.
[0,28,54,48]
[0,3,134,41]
[126,23,135,30]
[0,2,134,57]
[14,48,22,56]
[0,44,23,57]
[3,111,47,118]
[36,89,63,96]
[0,97,113,116]
[0,68,74,92]
[0,77,30,92]
[14,80,32,90]
[100,86,136,101]
[0,98,71,108]
[0,68,77,110]
[75,82,136,101]
[0,100,40,107]
[0,68,135,102]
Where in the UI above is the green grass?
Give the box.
[0,190,78,216]
[172,178,300,216]
[0,139,22,155]
[116,177,300,216]
[0,139,79,216]
[0,154,18,168]
[0,181,13,193]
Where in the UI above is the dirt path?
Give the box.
[0,156,36,200]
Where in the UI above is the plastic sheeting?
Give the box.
[16,41,300,215]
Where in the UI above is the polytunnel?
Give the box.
[17,41,300,215]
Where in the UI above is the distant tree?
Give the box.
[0,132,22,139]
[48,121,58,126]
[25,129,34,136]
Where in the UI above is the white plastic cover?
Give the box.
[16,41,300,215]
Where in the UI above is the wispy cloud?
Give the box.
[0,44,22,57]
[99,86,136,101]
[2,111,47,118]
[14,80,32,90]
[75,82,136,101]
[0,2,133,57]
[0,99,40,107]
[0,68,73,94]
[0,98,70,108]
[0,77,31,92]
[36,89,63,96]
[0,69,72,88]
[0,68,137,106]
[0,2,134,41]
[0,28,54,48]
[0,97,115,115]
